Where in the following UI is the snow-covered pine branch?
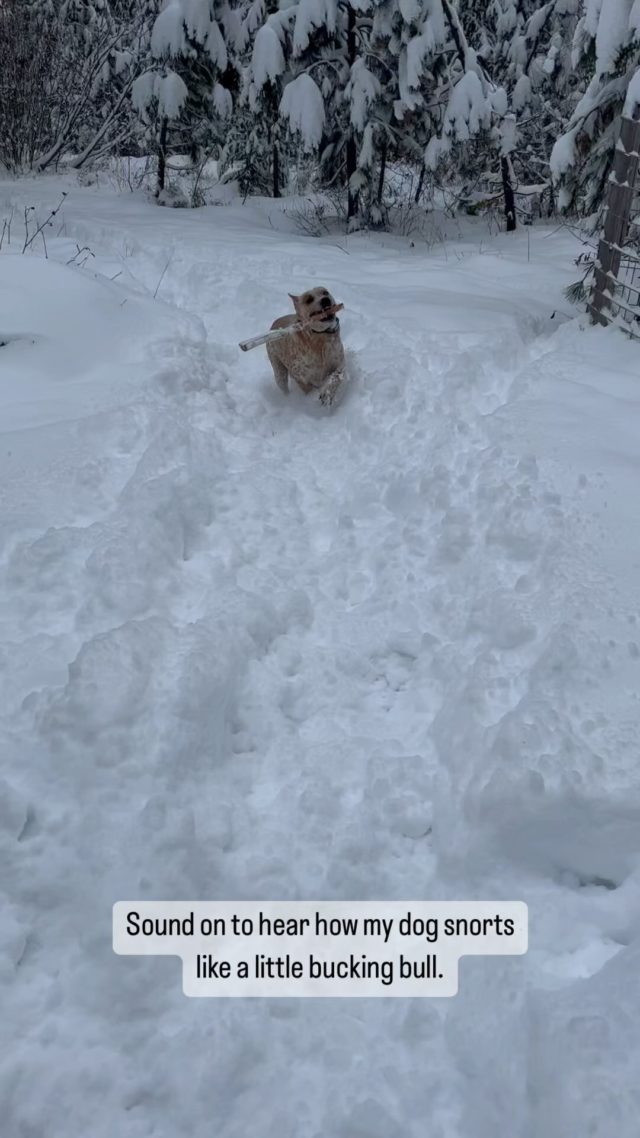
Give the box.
[551,0,640,216]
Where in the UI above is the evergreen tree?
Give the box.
[240,0,385,224]
[496,0,581,213]
[135,0,242,198]
[392,0,507,220]
[551,0,640,216]
[228,0,297,197]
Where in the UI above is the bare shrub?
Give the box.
[0,3,61,171]
[285,197,332,237]
[106,155,155,194]
[0,0,145,173]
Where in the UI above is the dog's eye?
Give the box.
[303,295,313,305]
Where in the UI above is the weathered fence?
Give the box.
[589,105,640,335]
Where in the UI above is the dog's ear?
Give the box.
[289,293,301,314]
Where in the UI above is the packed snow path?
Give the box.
[1,181,640,1137]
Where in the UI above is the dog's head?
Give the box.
[289,286,339,331]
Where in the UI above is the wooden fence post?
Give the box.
[589,104,640,326]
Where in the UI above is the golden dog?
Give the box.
[267,287,345,407]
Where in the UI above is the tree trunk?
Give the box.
[273,139,280,198]
[377,135,387,205]
[346,4,358,224]
[347,136,358,221]
[501,154,516,232]
[414,163,425,204]
[546,180,555,218]
[156,117,168,198]
[34,133,69,172]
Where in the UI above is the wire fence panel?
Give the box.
[589,105,640,337]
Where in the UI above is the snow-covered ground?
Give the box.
[1,175,640,1137]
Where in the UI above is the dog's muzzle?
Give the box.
[311,317,339,334]
[311,301,338,331]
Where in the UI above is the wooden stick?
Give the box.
[239,303,344,352]
[239,322,304,352]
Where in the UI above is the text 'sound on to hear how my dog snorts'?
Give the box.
[113,901,528,997]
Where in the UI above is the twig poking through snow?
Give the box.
[153,255,173,299]
[0,210,13,251]
[22,193,67,256]
[66,244,95,268]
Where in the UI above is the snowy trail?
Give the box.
[2,181,640,1137]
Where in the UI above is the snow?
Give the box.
[489,85,508,118]
[205,17,228,69]
[496,1,518,36]
[424,131,446,169]
[527,1,552,42]
[213,80,233,118]
[543,41,559,74]
[149,0,228,69]
[183,0,217,43]
[279,73,325,148]
[158,70,189,118]
[584,0,604,39]
[500,112,517,156]
[623,65,640,116]
[151,0,188,57]
[398,0,422,23]
[406,34,436,91]
[398,48,425,113]
[0,258,187,436]
[252,22,287,88]
[2,173,640,1137]
[594,0,633,76]
[132,70,189,120]
[442,70,491,142]
[632,0,640,34]
[131,70,157,116]
[292,0,337,55]
[421,0,446,48]
[550,122,578,176]
[358,122,375,168]
[513,73,532,111]
[348,59,381,131]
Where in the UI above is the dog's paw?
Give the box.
[318,387,335,408]
[319,382,347,409]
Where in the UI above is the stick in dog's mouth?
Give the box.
[306,303,344,324]
[239,303,344,352]
[311,303,343,322]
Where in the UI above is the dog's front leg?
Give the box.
[270,358,290,394]
[318,368,345,408]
